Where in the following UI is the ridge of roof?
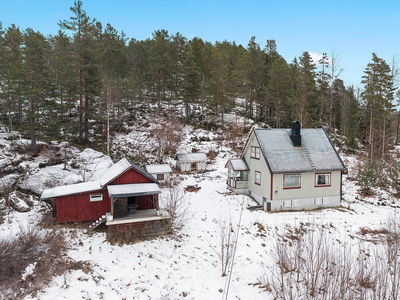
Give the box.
[254,127,346,173]
[99,158,158,187]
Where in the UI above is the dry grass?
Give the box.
[0,226,68,298]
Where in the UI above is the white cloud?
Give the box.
[308,52,332,67]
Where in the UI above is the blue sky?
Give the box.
[1,0,399,86]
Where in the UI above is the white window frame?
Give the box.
[315,173,331,187]
[90,194,103,202]
[292,199,300,207]
[322,197,330,204]
[284,174,301,189]
[251,146,260,159]
[283,200,292,208]
[314,197,323,205]
[255,171,261,185]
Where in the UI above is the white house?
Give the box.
[145,164,173,183]
[226,121,346,211]
[175,153,208,172]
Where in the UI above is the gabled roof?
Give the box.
[254,128,346,173]
[40,181,102,200]
[145,164,173,174]
[99,158,157,186]
[40,158,158,200]
[225,158,250,171]
[175,153,208,162]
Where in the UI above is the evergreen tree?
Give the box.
[182,45,201,122]
[267,56,293,128]
[316,53,331,122]
[149,30,172,116]
[48,29,77,139]
[1,24,25,131]
[58,0,93,144]
[361,53,395,162]
[298,51,318,127]
[23,28,50,154]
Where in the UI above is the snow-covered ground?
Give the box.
[0,125,398,300]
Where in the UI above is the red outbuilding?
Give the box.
[41,158,170,237]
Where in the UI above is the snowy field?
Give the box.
[0,126,398,300]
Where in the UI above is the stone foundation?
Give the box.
[107,219,171,238]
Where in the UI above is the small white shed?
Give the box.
[145,164,173,182]
[175,153,208,172]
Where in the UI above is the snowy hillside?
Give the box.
[0,124,399,300]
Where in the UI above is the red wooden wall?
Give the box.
[56,189,110,223]
[56,167,157,223]
[109,168,153,185]
[137,195,158,210]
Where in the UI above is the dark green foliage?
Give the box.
[358,161,377,196]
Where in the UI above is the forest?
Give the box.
[0,1,399,170]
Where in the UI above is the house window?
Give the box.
[283,200,292,208]
[292,199,300,207]
[90,194,103,202]
[314,197,323,205]
[251,146,260,159]
[157,174,164,180]
[316,173,331,187]
[191,162,197,171]
[284,174,301,189]
[255,171,261,185]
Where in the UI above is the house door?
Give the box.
[267,202,271,212]
[114,198,127,218]
[190,162,197,171]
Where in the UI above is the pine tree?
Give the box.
[1,24,25,131]
[23,28,50,154]
[182,45,201,122]
[267,56,293,128]
[101,23,127,154]
[298,51,318,127]
[317,53,331,122]
[58,0,93,144]
[362,53,395,162]
[48,29,77,139]
[149,30,172,117]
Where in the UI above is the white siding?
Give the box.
[273,171,342,201]
[243,131,272,201]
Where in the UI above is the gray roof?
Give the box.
[254,128,346,173]
[40,158,158,200]
[40,181,103,200]
[227,158,250,171]
[145,164,173,174]
[107,183,161,197]
[175,153,208,162]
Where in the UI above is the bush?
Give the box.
[259,218,400,300]
[0,226,67,298]
[358,161,377,196]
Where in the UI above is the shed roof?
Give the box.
[145,164,173,174]
[254,128,346,173]
[175,153,208,162]
[107,183,161,198]
[40,181,102,200]
[226,158,250,171]
[99,158,157,186]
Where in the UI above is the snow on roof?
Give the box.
[145,164,172,174]
[254,128,346,173]
[175,153,208,162]
[99,158,157,186]
[227,158,250,171]
[107,183,161,197]
[40,181,102,200]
